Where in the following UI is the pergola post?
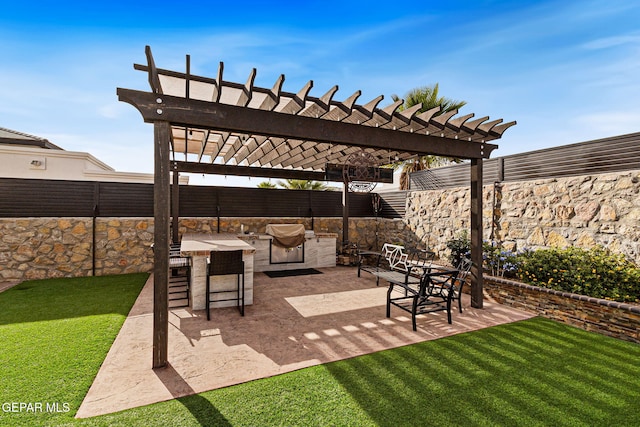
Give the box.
[342,180,349,244]
[153,121,171,369]
[171,164,179,244]
[470,158,484,309]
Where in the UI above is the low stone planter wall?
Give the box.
[485,276,640,344]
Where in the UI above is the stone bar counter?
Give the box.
[180,233,255,310]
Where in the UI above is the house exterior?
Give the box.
[0,127,188,184]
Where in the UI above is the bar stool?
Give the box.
[206,250,245,320]
[168,243,191,308]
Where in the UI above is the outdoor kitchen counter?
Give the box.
[180,233,255,311]
[237,232,337,272]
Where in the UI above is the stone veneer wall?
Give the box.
[0,218,154,281]
[2,169,638,282]
[0,216,388,282]
[404,169,640,265]
[485,276,640,344]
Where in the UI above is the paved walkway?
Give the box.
[76,267,535,418]
[0,280,20,293]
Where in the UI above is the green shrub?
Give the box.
[443,234,640,302]
[445,231,470,266]
[516,246,640,303]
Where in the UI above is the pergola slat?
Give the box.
[222,136,243,164]
[403,106,441,135]
[342,95,383,124]
[462,116,489,134]
[300,85,338,118]
[208,131,230,163]
[259,75,285,111]
[397,103,424,123]
[267,139,304,167]
[278,81,313,114]
[246,139,269,166]
[430,109,459,129]
[145,46,163,95]
[197,129,210,162]
[363,98,403,128]
[477,118,503,135]
[233,136,260,165]
[323,90,361,121]
[448,113,475,131]
[237,68,256,107]
[490,121,517,137]
[260,138,284,166]
[212,62,223,102]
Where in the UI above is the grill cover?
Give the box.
[266,224,306,248]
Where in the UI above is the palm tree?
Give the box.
[395,155,460,191]
[276,179,331,191]
[391,84,466,190]
[257,181,276,189]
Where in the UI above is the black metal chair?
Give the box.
[206,250,245,320]
[386,267,460,331]
[430,257,472,313]
[450,257,472,313]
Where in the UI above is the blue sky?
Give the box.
[1,1,639,186]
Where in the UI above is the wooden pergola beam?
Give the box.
[172,161,325,181]
[118,89,498,160]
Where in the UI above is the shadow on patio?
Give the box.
[77,266,534,418]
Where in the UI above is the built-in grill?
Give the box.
[266,224,306,264]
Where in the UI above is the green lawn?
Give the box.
[1,274,639,427]
[0,273,148,427]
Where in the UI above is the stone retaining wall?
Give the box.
[405,169,640,264]
[485,276,640,344]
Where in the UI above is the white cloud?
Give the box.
[573,111,640,135]
[583,34,640,50]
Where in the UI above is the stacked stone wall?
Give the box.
[405,169,640,264]
[0,216,381,282]
[0,218,154,282]
[485,276,640,344]
[1,169,638,283]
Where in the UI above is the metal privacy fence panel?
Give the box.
[411,132,640,190]
[0,178,374,218]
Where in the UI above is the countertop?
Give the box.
[180,233,256,255]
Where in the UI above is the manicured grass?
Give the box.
[0,273,148,427]
[1,274,639,426]
[85,319,640,427]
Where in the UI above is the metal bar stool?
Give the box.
[206,250,245,320]
[169,243,191,307]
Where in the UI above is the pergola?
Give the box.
[118,46,515,368]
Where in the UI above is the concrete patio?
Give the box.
[76,266,535,418]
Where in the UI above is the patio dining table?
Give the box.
[180,233,256,310]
